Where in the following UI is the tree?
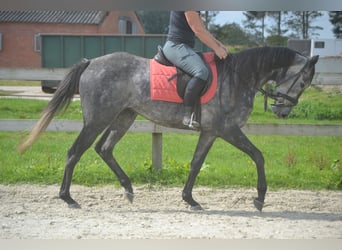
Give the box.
[286,11,323,39]
[329,11,342,38]
[243,11,267,44]
[267,11,289,36]
[136,11,170,34]
[265,11,291,46]
[265,35,288,46]
[137,11,218,34]
[201,11,219,29]
[210,22,257,47]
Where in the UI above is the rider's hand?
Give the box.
[215,45,228,60]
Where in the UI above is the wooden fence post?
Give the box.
[152,132,163,170]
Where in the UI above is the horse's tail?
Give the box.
[18,59,91,154]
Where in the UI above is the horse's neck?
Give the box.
[239,55,285,91]
[231,56,271,91]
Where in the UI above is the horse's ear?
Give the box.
[311,55,319,65]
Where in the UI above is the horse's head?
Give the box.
[270,53,319,118]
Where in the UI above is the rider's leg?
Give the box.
[163,41,210,128]
[182,77,206,128]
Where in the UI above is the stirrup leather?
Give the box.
[188,113,195,129]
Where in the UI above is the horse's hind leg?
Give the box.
[59,126,104,208]
[95,110,137,203]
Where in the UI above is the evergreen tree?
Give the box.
[136,11,170,34]
[267,11,289,36]
[201,11,219,29]
[286,11,323,39]
[137,11,218,34]
[329,11,342,38]
[243,11,267,44]
[210,22,257,47]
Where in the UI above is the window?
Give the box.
[126,20,132,34]
[314,41,325,49]
[118,16,137,34]
[34,33,41,52]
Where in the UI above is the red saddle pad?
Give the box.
[150,52,218,104]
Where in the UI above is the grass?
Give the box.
[1,86,342,123]
[0,132,341,190]
[249,87,342,124]
[0,99,82,120]
[0,83,341,190]
[0,90,20,96]
[0,80,41,86]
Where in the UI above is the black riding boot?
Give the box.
[182,77,206,129]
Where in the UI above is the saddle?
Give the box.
[153,46,214,100]
[151,47,218,127]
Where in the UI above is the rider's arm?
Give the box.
[184,11,228,59]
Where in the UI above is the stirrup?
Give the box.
[183,112,200,129]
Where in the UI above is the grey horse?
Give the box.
[19,46,319,211]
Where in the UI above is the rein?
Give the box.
[258,64,306,111]
[258,85,299,111]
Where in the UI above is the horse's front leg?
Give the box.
[182,132,216,210]
[221,125,267,211]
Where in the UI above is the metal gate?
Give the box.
[40,34,210,91]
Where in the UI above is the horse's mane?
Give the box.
[222,46,300,74]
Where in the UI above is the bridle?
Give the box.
[258,61,309,111]
[220,50,312,112]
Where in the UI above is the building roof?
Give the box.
[0,10,108,24]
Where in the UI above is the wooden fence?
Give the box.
[0,67,67,81]
[1,120,341,169]
[1,67,342,168]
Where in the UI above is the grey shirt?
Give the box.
[166,11,199,48]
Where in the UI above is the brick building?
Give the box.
[0,10,145,68]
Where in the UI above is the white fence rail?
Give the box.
[0,67,66,81]
[1,120,341,136]
[1,120,341,169]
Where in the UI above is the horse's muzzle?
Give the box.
[271,104,292,119]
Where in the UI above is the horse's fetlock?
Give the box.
[257,186,267,202]
[182,191,191,202]
[59,192,68,201]
[120,178,132,190]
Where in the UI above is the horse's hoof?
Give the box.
[68,202,81,209]
[190,204,203,211]
[253,198,264,212]
[125,191,134,203]
[61,195,81,209]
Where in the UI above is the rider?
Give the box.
[162,11,228,128]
